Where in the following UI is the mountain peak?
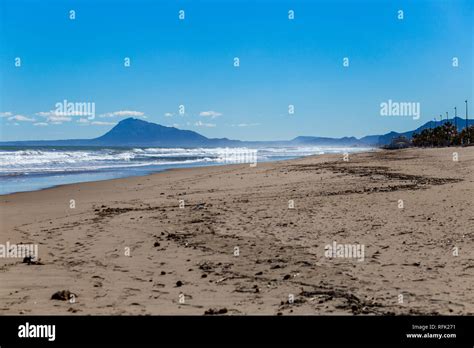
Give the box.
[93,117,208,146]
[117,117,148,125]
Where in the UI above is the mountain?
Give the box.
[0,118,242,147]
[287,118,473,147]
[291,136,364,146]
[95,118,208,146]
[93,118,242,147]
[369,117,473,146]
[1,117,472,148]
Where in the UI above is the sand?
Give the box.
[0,147,473,315]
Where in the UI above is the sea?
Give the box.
[0,146,373,195]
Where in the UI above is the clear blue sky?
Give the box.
[0,0,472,141]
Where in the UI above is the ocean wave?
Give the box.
[0,146,372,176]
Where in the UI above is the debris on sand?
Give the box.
[22,256,44,265]
[51,290,76,301]
[204,308,228,315]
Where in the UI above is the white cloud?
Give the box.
[36,110,84,117]
[77,118,90,124]
[199,111,222,119]
[233,123,260,127]
[48,115,72,124]
[36,111,53,117]
[91,121,117,126]
[194,120,216,128]
[164,112,174,117]
[33,122,48,127]
[0,112,13,117]
[8,115,35,122]
[36,111,73,124]
[100,110,145,118]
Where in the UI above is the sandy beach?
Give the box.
[0,147,473,315]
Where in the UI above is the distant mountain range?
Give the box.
[1,117,473,148]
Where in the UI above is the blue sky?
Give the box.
[0,0,472,141]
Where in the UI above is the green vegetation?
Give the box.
[412,123,473,147]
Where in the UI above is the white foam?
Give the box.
[0,146,372,176]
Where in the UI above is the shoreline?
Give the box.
[1,147,473,315]
[0,157,288,197]
[0,146,376,196]
[0,149,377,196]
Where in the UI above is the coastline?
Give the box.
[0,147,473,315]
[0,146,375,195]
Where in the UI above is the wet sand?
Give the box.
[0,147,473,315]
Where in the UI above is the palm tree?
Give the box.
[459,126,473,145]
[411,101,470,147]
[454,107,457,131]
[442,122,456,146]
[466,100,470,145]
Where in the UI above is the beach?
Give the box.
[0,147,473,315]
